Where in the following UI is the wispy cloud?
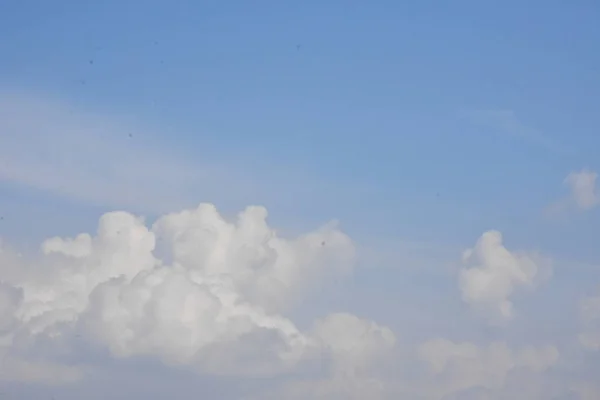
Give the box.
[0,91,241,214]
[0,90,375,222]
[0,91,349,217]
[459,108,572,155]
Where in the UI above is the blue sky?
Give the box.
[1,2,600,399]
[1,1,599,253]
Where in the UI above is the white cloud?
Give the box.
[0,202,396,385]
[459,230,551,323]
[0,172,595,399]
[0,200,594,399]
[545,169,600,218]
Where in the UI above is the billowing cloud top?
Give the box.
[0,203,371,378]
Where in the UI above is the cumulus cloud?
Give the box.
[0,200,589,399]
[0,202,397,385]
[459,230,551,323]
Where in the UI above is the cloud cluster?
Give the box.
[0,203,387,381]
[0,200,578,399]
[2,162,599,399]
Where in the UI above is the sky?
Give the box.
[1,1,600,399]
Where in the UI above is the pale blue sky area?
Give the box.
[1,1,599,258]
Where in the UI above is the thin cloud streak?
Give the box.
[459,108,573,155]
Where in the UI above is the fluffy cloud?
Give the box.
[0,202,386,383]
[459,230,551,323]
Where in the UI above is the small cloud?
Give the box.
[458,230,551,324]
[0,202,366,380]
[564,169,599,210]
[544,168,599,218]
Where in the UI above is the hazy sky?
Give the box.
[1,2,600,399]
